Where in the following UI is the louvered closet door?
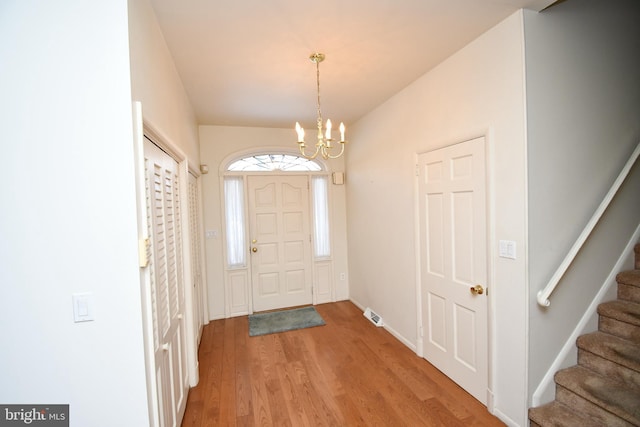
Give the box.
[187,172,204,344]
[144,137,187,427]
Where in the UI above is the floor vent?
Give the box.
[363,307,384,327]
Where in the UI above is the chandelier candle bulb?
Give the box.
[295,122,305,143]
[339,122,345,142]
[325,119,332,141]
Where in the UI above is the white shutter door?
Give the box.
[144,137,188,427]
[188,174,204,343]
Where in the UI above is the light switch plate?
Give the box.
[499,240,517,259]
[72,293,95,322]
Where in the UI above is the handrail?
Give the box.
[537,141,640,307]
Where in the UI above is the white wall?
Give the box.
[0,1,149,426]
[347,12,529,425]
[128,0,200,164]
[524,0,640,401]
[199,125,349,319]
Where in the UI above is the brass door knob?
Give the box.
[252,247,257,253]
[470,285,484,295]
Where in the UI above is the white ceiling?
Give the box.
[149,0,557,129]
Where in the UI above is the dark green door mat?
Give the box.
[248,306,325,337]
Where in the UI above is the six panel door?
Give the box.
[418,137,488,404]
[248,175,313,312]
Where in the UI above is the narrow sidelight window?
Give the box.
[224,176,246,267]
[312,176,330,258]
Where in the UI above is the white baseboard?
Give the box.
[349,298,417,353]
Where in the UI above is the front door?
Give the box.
[418,137,488,404]
[248,175,313,312]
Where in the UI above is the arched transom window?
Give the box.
[227,154,322,172]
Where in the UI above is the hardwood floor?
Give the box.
[181,301,505,426]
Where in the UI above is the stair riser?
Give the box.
[618,283,640,304]
[555,386,633,427]
[578,350,640,390]
[599,316,640,341]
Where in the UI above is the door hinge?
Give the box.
[415,164,420,177]
[138,238,150,268]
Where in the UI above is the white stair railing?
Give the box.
[537,141,640,307]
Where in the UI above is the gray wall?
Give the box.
[524,0,640,400]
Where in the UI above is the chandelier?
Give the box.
[295,53,346,160]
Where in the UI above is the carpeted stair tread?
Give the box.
[577,331,640,389]
[528,401,603,427]
[577,331,640,372]
[616,269,640,288]
[598,300,640,342]
[598,300,640,328]
[555,365,640,425]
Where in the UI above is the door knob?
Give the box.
[470,284,484,295]
[252,247,257,253]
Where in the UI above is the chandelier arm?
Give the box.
[323,141,346,159]
[299,143,322,160]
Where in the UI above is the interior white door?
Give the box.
[144,137,188,427]
[248,175,313,312]
[419,137,488,404]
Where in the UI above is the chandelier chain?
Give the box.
[316,59,323,132]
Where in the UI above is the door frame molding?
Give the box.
[414,131,496,411]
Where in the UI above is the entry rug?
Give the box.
[248,306,325,337]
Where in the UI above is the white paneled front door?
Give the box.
[418,137,488,404]
[248,175,313,312]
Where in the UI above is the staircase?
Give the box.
[529,244,640,427]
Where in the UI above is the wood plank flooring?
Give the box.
[181,301,505,426]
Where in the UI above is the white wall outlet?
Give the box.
[499,240,517,259]
[205,230,218,239]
